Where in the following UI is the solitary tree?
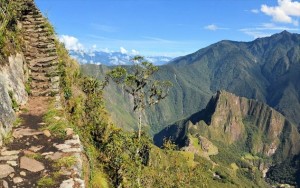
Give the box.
[105,55,172,186]
[106,56,172,140]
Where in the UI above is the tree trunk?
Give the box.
[138,110,142,141]
[136,109,142,187]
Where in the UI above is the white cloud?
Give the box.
[101,48,112,53]
[204,24,218,31]
[59,35,84,52]
[120,47,128,54]
[261,0,300,25]
[131,49,139,55]
[251,9,259,14]
[88,52,95,57]
[241,30,272,38]
[204,24,229,31]
[240,23,299,38]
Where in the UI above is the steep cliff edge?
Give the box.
[155,90,300,162]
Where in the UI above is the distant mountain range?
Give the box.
[82,31,300,135]
[69,50,173,66]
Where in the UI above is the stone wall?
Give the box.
[0,53,28,146]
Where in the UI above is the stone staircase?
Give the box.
[19,0,59,97]
[0,1,85,187]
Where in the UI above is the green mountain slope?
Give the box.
[164,31,300,126]
[82,31,300,134]
[154,90,300,186]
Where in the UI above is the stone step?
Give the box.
[32,17,45,22]
[30,42,55,49]
[22,24,44,30]
[22,22,44,28]
[24,52,58,60]
[24,31,52,37]
[31,82,50,89]
[23,14,43,19]
[29,76,59,85]
[26,10,42,16]
[23,36,39,43]
[23,17,44,23]
[22,20,44,25]
[24,36,55,43]
[23,38,50,45]
[23,33,52,40]
[31,88,59,97]
[23,52,38,59]
[31,60,59,68]
[29,56,58,64]
[37,47,57,53]
[31,75,51,82]
[23,28,49,34]
[30,67,59,75]
[24,40,55,47]
[21,21,33,25]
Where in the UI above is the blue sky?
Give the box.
[35,0,300,57]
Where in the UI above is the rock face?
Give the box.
[0,53,28,146]
[154,91,300,160]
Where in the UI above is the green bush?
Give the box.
[8,90,18,111]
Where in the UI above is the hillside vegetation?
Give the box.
[0,0,23,63]
[1,0,299,187]
[58,42,271,188]
[82,31,300,135]
[155,91,300,186]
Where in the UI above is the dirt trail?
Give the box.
[19,96,49,129]
[0,97,84,188]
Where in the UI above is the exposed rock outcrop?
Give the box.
[0,53,28,146]
[155,91,300,161]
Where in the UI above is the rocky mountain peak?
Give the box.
[155,90,300,160]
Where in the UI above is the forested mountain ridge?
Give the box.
[164,30,300,126]
[82,31,300,134]
[155,90,300,186]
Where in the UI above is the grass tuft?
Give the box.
[3,132,13,145]
[90,169,110,188]
[54,156,77,168]
[43,108,67,137]
[37,176,55,188]
[25,153,43,160]
[13,117,23,127]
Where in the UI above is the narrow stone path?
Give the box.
[0,97,84,187]
[20,0,59,97]
[0,0,85,187]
